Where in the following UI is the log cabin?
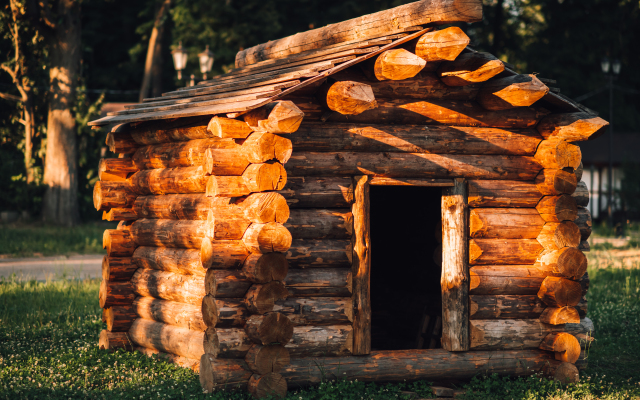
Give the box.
[90,0,606,397]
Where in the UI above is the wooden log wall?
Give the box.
[95,25,606,395]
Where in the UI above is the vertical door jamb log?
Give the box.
[352,175,371,355]
[441,178,470,351]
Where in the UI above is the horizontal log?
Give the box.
[324,98,548,129]
[273,297,353,325]
[285,209,352,240]
[205,270,252,298]
[242,223,292,254]
[129,116,212,144]
[284,269,352,297]
[207,116,253,139]
[469,208,544,239]
[204,327,252,359]
[469,264,561,295]
[534,140,582,170]
[281,349,558,386]
[469,295,544,319]
[414,27,469,62]
[129,319,204,360]
[132,138,238,169]
[99,330,133,351]
[469,239,543,265]
[133,192,290,224]
[286,152,541,180]
[536,195,578,223]
[106,131,139,154]
[129,166,208,195]
[103,229,136,257]
[477,74,548,111]
[203,148,250,176]
[571,181,589,207]
[245,345,290,374]
[136,346,200,371]
[468,180,542,207]
[536,222,581,251]
[133,296,206,331]
[244,313,295,345]
[104,305,136,332]
[539,332,581,363]
[202,296,249,328]
[199,355,253,392]
[287,239,352,268]
[93,181,137,211]
[470,319,563,350]
[248,373,287,399]
[99,279,134,308]
[132,244,212,276]
[131,268,205,305]
[575,162,583,182]
[244,282,289,314]
[535,169,577,196]
[537,247,587,280]
[538,276,583,307]
[207,162,287,197]
[102,256,137,282]
[537,112,608,142]
[102,208,137,222]
[437,52,504,87]
[539,306,580,325]
[99,158,137,181]
[130,219,211,249]
[281,177,353,209]
[289,123,542,155]
[243,101,304,134]
[575,207,592,241]
[287,325,353,357]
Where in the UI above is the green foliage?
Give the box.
[0,222,114,257]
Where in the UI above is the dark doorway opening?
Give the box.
[369,185,442,350]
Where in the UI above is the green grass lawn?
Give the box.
[0,222,115,258]
[0,253,638,399]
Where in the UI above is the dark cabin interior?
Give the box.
[369,185,443,350]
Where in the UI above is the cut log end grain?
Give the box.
[326,81,378,115]
[539,306,580,325]
[477,74,549,111]
[535,169,578,196]
[242,131,293,164]
[538,276,583,307]
[244,101,304,134]
[207,116,253,139]
[99,330,133,351]
[103,229,136,257]
[93,181,136,211]
[245,313,295,345]
[104,305,137,332]
[242,253,289,283]
[551,362,580,384]
[539,332,581,363]
[572,181,589,208]
[245,282,289,314]
[99,279,134,308]
[248,373,287,399]
[102,256,137,282]
[373,49,426,81]
[240,192,290,224]
[415,27,470,62]
[538,247,587,280]
[537,222,581,251]
[245,345,290,375]
[243,223,292,254]
[201,295,219,327]
[199,354,253,393]
[534,140,582,170]
[537,195,578,223]
[537,112,609,142]
[246,162,288,193]
[437,52,505,87]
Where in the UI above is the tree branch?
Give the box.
[0,92,22,102]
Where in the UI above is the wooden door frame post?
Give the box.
[352,175,371,355]
[441,178,470,351]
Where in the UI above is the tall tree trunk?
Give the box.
[139,0,171,102]
[151,17,165,98]
[491,0,505,56]
[23,88,35,184]
[42,0,81,226]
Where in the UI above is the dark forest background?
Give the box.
[1,0,639,223]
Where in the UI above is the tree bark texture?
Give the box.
[285,209,352,240]
[470,264,562,295]
[286,239,352,268]
[128,318,204,360]
[469,208,544,239]
[468,180,542,208]
[280,177,353,209]
[469,239,543,265]
[131,268,205,305]
[469,295,544,319]
[133,296,206,331]
[272,297,353,326]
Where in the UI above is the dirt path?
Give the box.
[0,254,103,281]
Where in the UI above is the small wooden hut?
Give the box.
[90,0,606,397]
